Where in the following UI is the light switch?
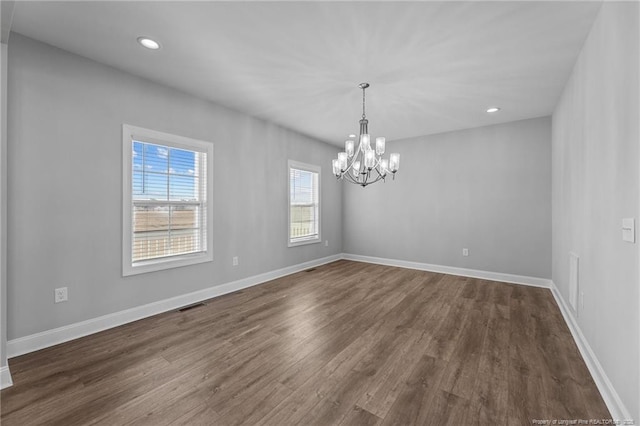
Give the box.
[622,218,635,243]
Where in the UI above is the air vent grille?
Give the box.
[178,302,206,312]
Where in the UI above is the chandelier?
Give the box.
[332,83,399,187]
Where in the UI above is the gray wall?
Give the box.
[7,34,342,340]
[552,2,639,420]
[344,117,552,279]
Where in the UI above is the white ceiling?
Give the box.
[10,1,602,145]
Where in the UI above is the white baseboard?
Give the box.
[0,365,12,389]
[550,281,632,421]
[342,253,552,288]
[7,254,342,359]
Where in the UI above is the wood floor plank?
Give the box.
[437,301,491,400]
[463,303,510,425]
[215,381,293,426]
[168,403,221,426]
[380,354,449,425]
[338,405,383,426]
[355,328,430,418]
[427,389,471,426]
[423,299,471,360]
[0,260,611,425]
[508,296,552,424]
[295,368,373,426]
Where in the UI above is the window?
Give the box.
[123,124,213,276]
[288,160,321,247]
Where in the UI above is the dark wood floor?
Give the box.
[1,260,610,425]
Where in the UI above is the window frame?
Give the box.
[122,124,214,276]
[288,160,321,247]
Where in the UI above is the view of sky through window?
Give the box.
[133,141,198,201]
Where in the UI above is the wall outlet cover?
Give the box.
[54,287,68,303]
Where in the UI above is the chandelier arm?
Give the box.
[369,166,381,179]
[340,157,368,185]
[364,157,382,174]
[342,151,360,174]
[342,172,361,185]
[338,165,388,187]
[343,162,361,181]
[371,163,390,181]
[365,172,386,186]
[341,171,385,187]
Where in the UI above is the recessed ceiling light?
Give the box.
[486,107,501,113]
[137,37,161,50]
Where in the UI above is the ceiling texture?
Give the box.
[10,1,602,145]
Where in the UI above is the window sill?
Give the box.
[288,237,321,248]
[123,251,213,276]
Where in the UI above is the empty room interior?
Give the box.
[0,1,639,425]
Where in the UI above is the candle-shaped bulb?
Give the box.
[338,152,348,171]
[389,153,400,172]
[380,158,389,176]
[345,140,355,158]
[375,137,385,155]
[352,160,361,177]
[332,159,341,176]
[360,134,370,151]
[365,149,375,169]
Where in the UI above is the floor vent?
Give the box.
[178,302,206,312]
[305,268,317,272]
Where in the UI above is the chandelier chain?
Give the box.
[362,86,366,119]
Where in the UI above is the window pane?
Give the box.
[167,228,201,256]
[134,205,170,232]
[290,204,317,238]
[172,205,198,230]
[133,142,143,171]
[143,142,168,173]
[133,231,170,262]
[169,175,198,201]
[132,205,201,262]
[169,148,197,176]
[290,169,315,204]
[134,172,168,200]
[132,171,143,195]
[133,203,171,262]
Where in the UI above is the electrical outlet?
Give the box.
[325,240,329,247]
[54,287,68,303]
[232,256,239,266]
[462,248,469,257]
